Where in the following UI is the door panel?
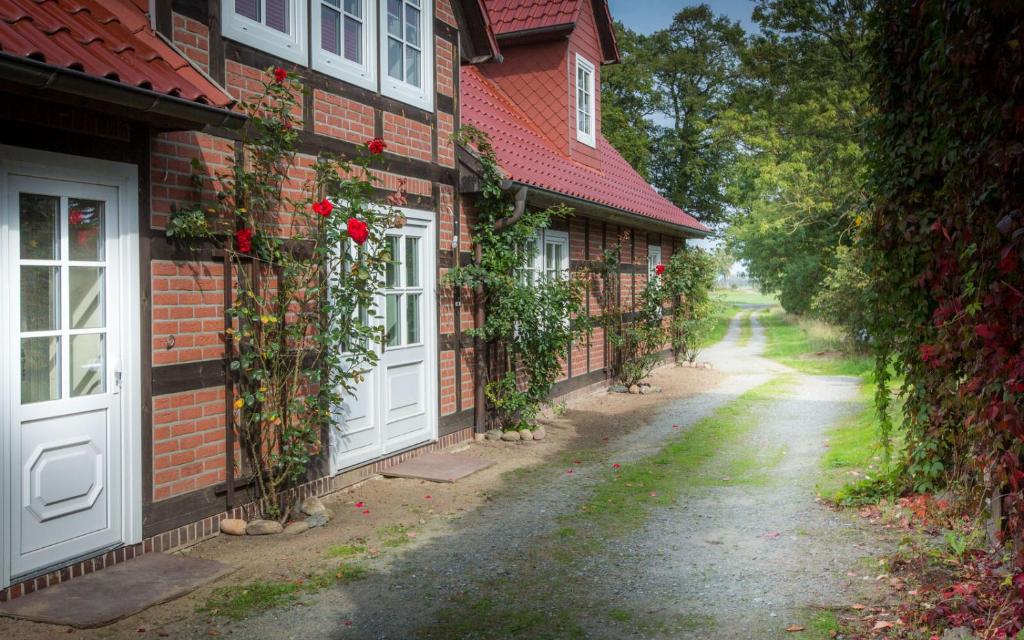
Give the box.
[329,209,436,472]
[7,176,123,578]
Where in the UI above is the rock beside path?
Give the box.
[246,519,283,535]
[500,430,521,441]
[284,521,310,535]
[220,518,247,536]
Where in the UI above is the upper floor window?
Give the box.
[223,0,433,110]
[224,0,307,64]
[575,54,596,148]
[381,0,433,110]
[521,230,569,285]
[313,0,376,90]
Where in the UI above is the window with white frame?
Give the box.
[313,0,376,90]
[223,0,307,65]
[575,54,596,147]
[522,230,570,285]
[647,244,663,279]
[381,0,434,110]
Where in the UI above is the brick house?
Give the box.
[0,0,705,603]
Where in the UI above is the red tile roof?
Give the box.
[0,0,234,107]
[461,66,708,234]
[483,0,582,36]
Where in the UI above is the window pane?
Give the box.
[20,193,59,260]
[405,237,419,287]
[405,46,421,87]
[235,0,259,21]
[265,0,289,33]
[385,236,399,287]
[343,0,360,17]
[321,4,341,55]
[343,14,362,62]
[21,266,59,332]
[406,293,420,344]
[385,294,400,347]
[68,198,104,262]
[405,6,420,46]
[21,336,59,404]
[387,0,402,37]
[388,37,403,79]
[71,333,105,397]
[70,267,105,330]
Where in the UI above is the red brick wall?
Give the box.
[313,90,375,144]
[172,14,210,73]
[151,260,225,365]
[152,387,227,501]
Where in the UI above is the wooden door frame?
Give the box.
[0,145,142,589]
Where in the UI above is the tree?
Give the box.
[727,0,872,314]
[601,6,744,228]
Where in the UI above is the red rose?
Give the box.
[273,67,287,83]
[655,264,665,276]
[235,227,253,253]
[312,198,333,217]
[69,209,85,225]
[347,217,369,245]
[366,138,386,154]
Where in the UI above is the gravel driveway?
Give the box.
[165,310,890,640]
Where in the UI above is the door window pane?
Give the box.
[71,333,105,397]
[385,236,399,287]
[70,267,105,330]
[68,198,105,262]
[406,293,420,344]
[20,193,59,260]
[385,294,400,347]
[405,237,419,287]
[21,266,59,332]
[21,336,60,404]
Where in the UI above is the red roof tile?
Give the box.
[0,0,234,107]
[461,66,708,234]
[483,0,582,36]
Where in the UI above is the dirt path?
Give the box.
[150,311,891,640]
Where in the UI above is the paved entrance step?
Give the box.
[382,452,495,483]
[0,553,233,628]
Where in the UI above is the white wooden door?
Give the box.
[330,208,436,472]
[5,176,124,578]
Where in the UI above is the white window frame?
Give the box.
[575,54,596,148]
[523,229,569,285]
[222,0,308,65]
[648,244,663,279]
[379,0,434,111]
[313,0,377,90]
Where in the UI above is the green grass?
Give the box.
[378,523,415,547]
[714,288,778,305]
[198,563,371,620]
[325,543,366,558]
[760,308,873,377]
[738,310,753,346]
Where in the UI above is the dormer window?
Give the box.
[575,54,596,148]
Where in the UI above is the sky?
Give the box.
[606,0,756,34]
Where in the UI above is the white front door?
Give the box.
[330,208,437,472]
[1,152,140,585]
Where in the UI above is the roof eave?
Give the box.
[513,182,710,239]
[0,52,247,130]
[454,0,502,63]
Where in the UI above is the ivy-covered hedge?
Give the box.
[866,2,1024,555]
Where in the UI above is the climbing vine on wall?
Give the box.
[167,68,399,518]
[447,126,589,431]
[662,247,718,364]
[866,1,1024,576]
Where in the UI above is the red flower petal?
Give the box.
[273,67,287,83]
[566,469,574,474]
[354,501,364,508]
[612,463,621,469]
[362,509,371,515]
[424,495,432,499]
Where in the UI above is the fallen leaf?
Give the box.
[851,604,866,610]
[574,460,582,464]
[649,492,658,497]
[764,531,781,539]
[361,509,371,515]
[424,495,432,500]
[785,624,805,632]
[872,620,895,630]
[566,469,574,474]
[406,531,417,538]
[344,621,353,627]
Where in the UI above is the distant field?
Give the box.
[713,288,778,305]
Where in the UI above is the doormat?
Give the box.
[382,452,495,483]
[0,553,234,628]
